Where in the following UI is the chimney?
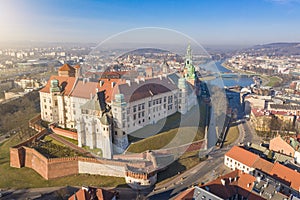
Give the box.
[158,75,162,80]
[229,177,232,183]
[126,79,131,86]
[111,82,116,88]
[256,176,261,183]
[135,78,139,84]
[221,179,225,186]
[247,183,251,188]
[99,80,104,87]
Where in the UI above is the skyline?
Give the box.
[1,0,300,47]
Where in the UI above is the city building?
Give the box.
[270,136,300,163]
[68,186,116,200]
[175,169,290,200]
[225,146,300,198]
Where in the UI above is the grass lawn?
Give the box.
[223,125,239,146]
[127,127,204,153]
[266,76,282,87]
[54,134,78,145]
[127,101,207,153]
[0,132,125,189]
[82,145,103,157]
[156,150,202,186]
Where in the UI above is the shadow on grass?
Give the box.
[129,99,207,144]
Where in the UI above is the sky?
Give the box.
[1,0,300,46]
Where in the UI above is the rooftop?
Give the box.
[225,146,260,167]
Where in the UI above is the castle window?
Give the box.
[44,99,46,103]
[115,131,117,135]
[142,119,145,122]
[138,120,141,124]
[164,97,166,102]
[138,105,141,111]
[123,131,125,135]
[133,106,137,112]
[148,101,151,107]
[133,114,136,120]
[103,128,105,131]
[141,103,145,110]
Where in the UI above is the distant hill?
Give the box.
[243,42,300,56]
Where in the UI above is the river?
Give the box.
[204,61,254,88]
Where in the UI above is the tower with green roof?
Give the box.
[184,43,196,81]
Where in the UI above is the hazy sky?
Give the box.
[1,0,300,46]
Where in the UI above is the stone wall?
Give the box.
[78,158,125,177]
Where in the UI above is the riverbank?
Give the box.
[220,62,275,87]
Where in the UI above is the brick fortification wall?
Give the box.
[47,157,78,179]
[50,125,78,140]
[23,147,48,179]
[10,144,127,179]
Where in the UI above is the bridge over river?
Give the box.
[215,72,257,78]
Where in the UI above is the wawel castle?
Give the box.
[39,45,199,159]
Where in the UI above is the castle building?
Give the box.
[39,45,199,159]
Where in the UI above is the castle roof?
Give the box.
[117,76,179,103]
[59,63,75,72]
[39,75,76,95]
[71,79,125,102]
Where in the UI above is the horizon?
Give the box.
[1,0,300,46]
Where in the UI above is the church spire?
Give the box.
[186,42,192,62]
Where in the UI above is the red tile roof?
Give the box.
[173,187,194,200]
[226,146,300,192]
[39,75,76,95]
[270,162,300,191]
[225,146,259,167]
[59,63,75,71]
[201,169,263,200]
[252,157,274,174]
[68,187,115,200]
[71,78,125,102]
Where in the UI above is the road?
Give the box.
[147,119,261,199]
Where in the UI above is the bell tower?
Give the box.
[184,44,196,81]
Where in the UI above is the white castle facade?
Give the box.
[39,45,199,159]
